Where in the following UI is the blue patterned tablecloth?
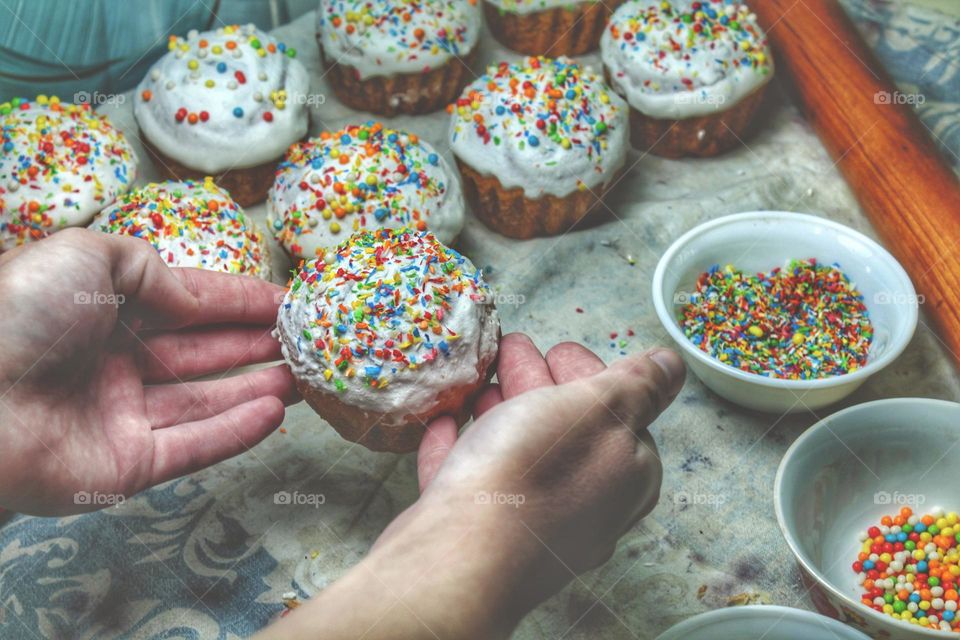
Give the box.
[1,1,958,639]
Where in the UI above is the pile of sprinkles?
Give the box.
[450,56,621,187]
[270,122,449,253]
[679,259,873,379]
[92,178,268,277]
[285,227,491,392]
[319,0,477,69]
[854,507,960,633]
[139,24,297,126]
[605,0,772,90]
[1,95,136,248]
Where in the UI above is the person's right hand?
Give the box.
[261,333,684,640]
[412,333,685,611]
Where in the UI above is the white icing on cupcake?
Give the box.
[90,178,271,279]
[0,96,137,251]
[277,228,499,421]
[601,0,773,119]
[134,24,310,173]
[267,123,464,259]
[484,0,594,16]
[449,56,628,198]
[317,0,481,79]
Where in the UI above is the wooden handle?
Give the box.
[752,0,960,362]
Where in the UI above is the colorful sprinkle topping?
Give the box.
[319,0,479,72]
[92,178,269,278]
[270,122,452,256]
[606,1,772,92]
[679,259,873,379]
[284,228,492,392]
[450,56,623,187]
[0,95,136,249]
[854,507,960,632]
[139,24,298,128]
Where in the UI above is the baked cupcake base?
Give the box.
[483,0,623,57]
[298,357,496,453]
[628,84,770,158]
[457,159,618,239]
[321,49,478,117]
[141,136,280,207]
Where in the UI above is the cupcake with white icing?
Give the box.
[484,0,625,56]
[449,56,628,239]
[90,179,271,280]
[0,96,138,252]
[134,24,310,206]
[601,0,774,157]
[277,227,499,452]
[267,122,464,260]
[317,0,481,115]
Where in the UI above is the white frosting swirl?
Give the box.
[449,57,628,198]
[601,1,774,119]
[317,0,481,79]
[0,97,137,251]
[267,123,464,259]
[277,228,499,420]
[134,24,310,173]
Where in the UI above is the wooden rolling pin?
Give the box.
[751,0,960,362]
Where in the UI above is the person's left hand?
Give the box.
[0,229,298,516]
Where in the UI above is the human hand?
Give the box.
[0,229,298,516]
[259,333,683,640]
[412,333,684,611]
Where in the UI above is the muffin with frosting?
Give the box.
[601,0,774,157]
[134,24,310,206]
[484,0,625,56]
[90,178,271,280]
[0,96,138,252]
[276,227,499,452]
[267,122,464,260]
[449,56,628,239]
[317,0,482,115]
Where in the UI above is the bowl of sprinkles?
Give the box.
[652,211,917,412]
[776,398,960,639]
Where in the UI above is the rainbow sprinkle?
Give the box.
[1,95,136,248]
[270,122,449,254]
[319,0,477,70]
[140,24,297,127]
[606,1,772,89]
[854,507,960,633]
[679,259,873,379]
[285,228,492,392]
[92,178,269,278]
[450,56,621,186]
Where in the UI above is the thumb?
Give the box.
[102,233,201,329]
[585,348,685,433]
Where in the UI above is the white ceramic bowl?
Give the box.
[775,398,960,639]
[655,605,871,640]
[652,211,918,413]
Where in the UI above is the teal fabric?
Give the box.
[0,0,314,100]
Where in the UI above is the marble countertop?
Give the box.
[2,1,959,638]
